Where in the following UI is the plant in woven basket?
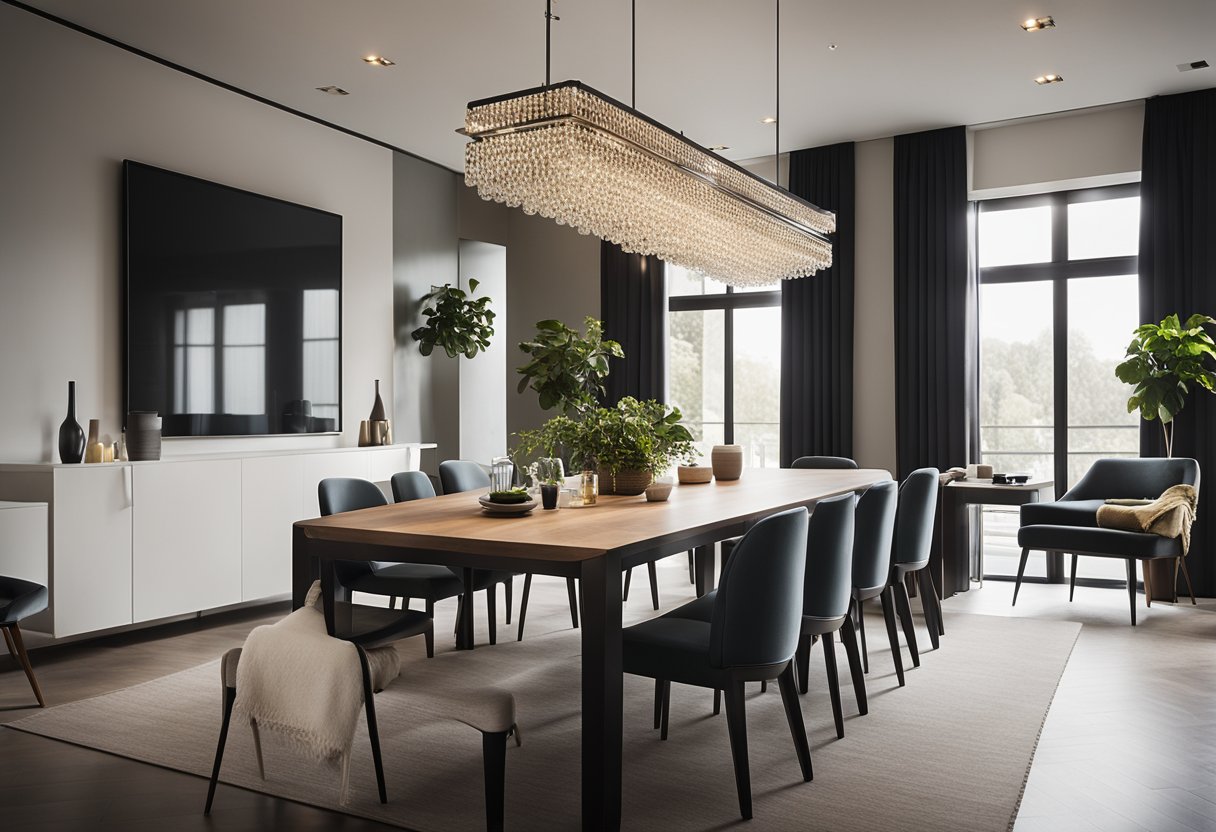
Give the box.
[1116,313,1216,457]
[411,280,495,359]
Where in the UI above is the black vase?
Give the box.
[58,381,85,464]
[369,379,386,422]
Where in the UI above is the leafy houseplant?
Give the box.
[1115,313,1216,457]
[411,280,495,359]
[516,317,623,414]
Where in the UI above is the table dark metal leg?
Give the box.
[581,554,623,831]
[457,567,476,650]
[693,544,716,598]
[292,525,318,609]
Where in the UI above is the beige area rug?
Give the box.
[6,595,1079,832]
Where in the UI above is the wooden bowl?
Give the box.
[677,465,713,484]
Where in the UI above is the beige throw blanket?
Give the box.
[233,581,400,762]
[1096,484,1199,554]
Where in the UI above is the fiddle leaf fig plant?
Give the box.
[1115,313,1216,457]
[411,279,495,359]
[516,317,623,414]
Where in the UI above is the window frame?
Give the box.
[668,282,781,447]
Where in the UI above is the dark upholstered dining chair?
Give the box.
[882,468,942,686]
[624,507,813,821]
[1015,457,1200,625]
[1,575,48,708]
[792,456,859,470]
[849,480,898,681]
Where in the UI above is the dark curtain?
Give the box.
[893,125,975,479]
[780,142,855,466]
[1138,87,1216,596]
[600,241,666,404]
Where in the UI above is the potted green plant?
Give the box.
[516,317,623,414]
[411,280,495,359]
[1115,313,1216,457]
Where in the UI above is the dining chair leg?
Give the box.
[204,684,236,814]
[486,585,498,646]
[387,596,397,610]
[4,624,45,708]
[839,615,868,715]
[822,631,844,739]
[853,597,869,674]
[1125,559,1138,626]
[713,688,721,715]
[1012,548,1031,606]
[660,680,671,741]
[647,561,660,611]
[482,730,508,832]
[566,578,580,629]
[880,587,905,687]
[1142,559,1154,608]
[916,569,941,650]
[760,680,768,693]
[776,663,813,783]
[454,594,465,637]
[1180,556,1198,605]
[1069,554,1079,602]
[424,601,435,658]
[504,578,513,625]
[795,633,812,695]
[653,679,663,729]
[687,550,695,584]
[893,581,920,668]
[357,647,388,804]
[723,680,752,820]
[516,574,532,641]
[623,567,633,602]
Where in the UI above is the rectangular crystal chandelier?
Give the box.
[462,81,834,288]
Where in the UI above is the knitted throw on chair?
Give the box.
[1096,484,1199,555]
[233,582,400,761]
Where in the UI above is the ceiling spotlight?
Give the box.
[316,85,350,96]
[828,44,838,51]
[707,144,731,151]
[1021,16,1056,32]
[1177,59,1210,72]
[1033,73,1063,85]
[760,116,777,124]
[363,55,395,67]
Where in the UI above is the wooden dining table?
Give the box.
[292,466,891,831]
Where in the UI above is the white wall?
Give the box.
[458,240,508,463]
[0,5,394,463]
[970,102,1144,198]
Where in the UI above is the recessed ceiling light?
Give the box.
[1033,73,1063,85]
[760,116,777,124]
[316,85,350,96]
[1021,16,1056,32]
[1177,59,1210,72]
[707,144,731,151]
[363,55,395,67]
[827,44,838,51]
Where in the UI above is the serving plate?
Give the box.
[478,494,537,516]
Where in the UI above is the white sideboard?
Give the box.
[0,443,434,639]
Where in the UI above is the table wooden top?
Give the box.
[296,467,892,562]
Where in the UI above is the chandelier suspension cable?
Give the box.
[631,0,636,108]
[544,0,560,86]
[775,0,781,187]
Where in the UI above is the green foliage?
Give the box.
[411,280,495,359]
[1115,313,1216,424]
[516,317,623,414]
[514,397,697,476]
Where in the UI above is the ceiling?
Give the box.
[20,0,1216,172]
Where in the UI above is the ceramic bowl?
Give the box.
[677,465,713,484]
[644,481,673,502]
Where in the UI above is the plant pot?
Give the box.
[127,411,162,461]
[598,467,652,496]
[541,483,559,510]
[677,465,713,484]
[711,445,744,480]
[645,481,673,502]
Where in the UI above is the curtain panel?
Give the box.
[600,241,666,404]
[781,142,856,467]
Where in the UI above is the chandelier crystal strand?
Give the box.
[463,82,834,287]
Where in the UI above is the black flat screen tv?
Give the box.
[124,161,342,437]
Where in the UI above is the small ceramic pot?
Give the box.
[711,445,744,480]
[541,483,559,510]
[644,481,673,502]
[677,465,713,484]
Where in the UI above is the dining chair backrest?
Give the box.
[391,471,437,503]
[318,477,387,516]
[852,480,898,593]
[1064,457,1200,502]
[439,460,491,494]
[801,493,856,621]
[893,468,940,567]
[791,456,859,470]
[710,507,809,671]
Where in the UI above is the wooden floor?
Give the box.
[2,564,1216,831]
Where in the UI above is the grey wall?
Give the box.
[458,240,508,463]
[0,5,394,462]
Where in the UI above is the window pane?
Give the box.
[303,289,340,339]
[733,282,781,294]
[668,309,724,447]
[978,205,1052,267]
[1068,197,1139,260]
[223,346,265,414]
[223,303,265,346]
[186,307,215,345]
[979,281,1054,579]
[185,346,214,413]
[303,340,339,407]
[666,265,709,297]
[733,306,782,468]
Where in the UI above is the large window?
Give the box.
[667,266,781,467]
[978,185,1140,580]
